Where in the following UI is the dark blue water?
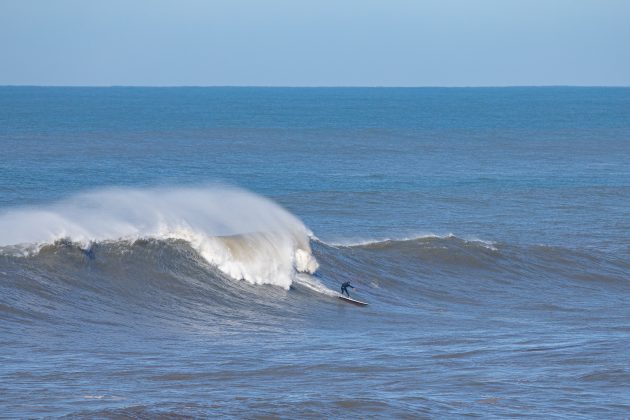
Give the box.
[1,87,629,418]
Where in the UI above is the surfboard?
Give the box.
[338,295,368,306]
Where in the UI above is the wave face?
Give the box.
[0,186,318,289]
[2,208,627,326]
[314,234,630,302]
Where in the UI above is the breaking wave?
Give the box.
[0,185,319,289]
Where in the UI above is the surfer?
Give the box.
[340,281,354,297]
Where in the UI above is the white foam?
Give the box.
[0,185,319,289]
[321,232,498,251]
[294,273,338,297]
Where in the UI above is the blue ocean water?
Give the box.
[1,87,629,418]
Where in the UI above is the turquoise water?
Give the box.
[1,87,629,417]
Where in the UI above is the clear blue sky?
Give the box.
[1,0,629,86]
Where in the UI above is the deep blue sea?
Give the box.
[1,87,629,418]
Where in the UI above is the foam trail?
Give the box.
[0,185,319,289]
[294,274,339,297]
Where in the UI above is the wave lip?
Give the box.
[0,185,319,289]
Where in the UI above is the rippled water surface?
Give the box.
[1,87,629,418]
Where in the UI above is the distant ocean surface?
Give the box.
[1,87,629,418]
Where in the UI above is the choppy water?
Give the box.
[1,87,629,418]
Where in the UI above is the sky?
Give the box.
[1,0,629,86]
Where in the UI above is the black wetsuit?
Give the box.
[341,281,354,297]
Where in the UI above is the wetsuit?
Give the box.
[341,281,354,297]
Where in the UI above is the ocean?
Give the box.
[1,86,629,418]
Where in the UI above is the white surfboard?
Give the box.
[338,295,368,306]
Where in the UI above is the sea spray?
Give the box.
[0,185,319,289]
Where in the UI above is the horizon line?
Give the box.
[1,84,630,89]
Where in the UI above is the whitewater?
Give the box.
[2,87,629,418]
[0,186,319,289]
